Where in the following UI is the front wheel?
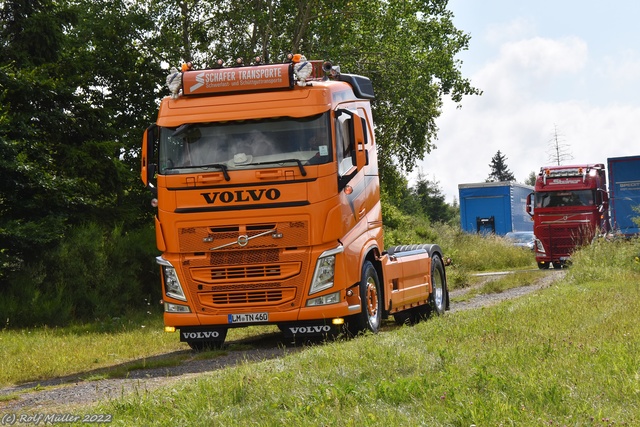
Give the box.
[348,260,382,336]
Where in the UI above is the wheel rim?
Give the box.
[433,268,444,310]
[365,276,380,329]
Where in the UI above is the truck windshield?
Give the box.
[535,190,595,208]
[158,113,331,174]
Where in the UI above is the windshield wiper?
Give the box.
[166,163,230,181]
[247,159,307,176]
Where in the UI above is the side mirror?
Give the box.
[141,124,158,193]
[597,190,608,213]
[526,192,534,217]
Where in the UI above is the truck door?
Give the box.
[336,109,368,224]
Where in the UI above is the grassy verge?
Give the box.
[0,313,278,387]
[451,270,546,303]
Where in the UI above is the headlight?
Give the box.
[535,239,546,254]
[156,256,187,301]
[309,245,343,295]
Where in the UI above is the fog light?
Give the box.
[164,302,191,313]
[307,291,341,307]
[164,326,176,333]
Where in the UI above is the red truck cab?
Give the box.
[526,164,610,269]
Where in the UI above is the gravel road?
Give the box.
[0,269,566,413]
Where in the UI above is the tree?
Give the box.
[411,173,455,223]
[0,0,161,322]
[547,124,573,165]
[148,0,481,188]
[525,171,537,186]
[487,150,516,182]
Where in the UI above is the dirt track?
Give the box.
[0,269,566,413]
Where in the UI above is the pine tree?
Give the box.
[487,150,516,182]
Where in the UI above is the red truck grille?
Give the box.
[537,224,594,256]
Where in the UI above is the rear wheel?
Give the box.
[429,254,447,316]
[348,260,382,335]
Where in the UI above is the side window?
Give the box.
[336,113,355,176]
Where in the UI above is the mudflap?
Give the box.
[179,326,227,343]
[279,321,341,341]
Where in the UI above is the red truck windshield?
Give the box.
[535,190,595,208]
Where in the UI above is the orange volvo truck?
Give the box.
[141,54,449,349]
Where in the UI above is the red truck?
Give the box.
[526,164,610,269]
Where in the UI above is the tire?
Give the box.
[348,260,382,335]
[428,254,447,316]
[186,329,228,351]
[552,262,562,269]
[538,262,550,269]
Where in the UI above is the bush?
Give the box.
[0,223,160,327]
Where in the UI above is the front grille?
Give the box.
[210,249,279,266]
[212,265,280,280]
[178,221,309,252]
[190,261,300,284]
[212,290,283,305]
[538,224,594,255]
[179,220,309,312]
[198,287,297,307]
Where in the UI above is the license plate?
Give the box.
[228,312,269,324]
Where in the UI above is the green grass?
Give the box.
[0,312,279,386]
[451,270,545,303]
[431,224,538,289]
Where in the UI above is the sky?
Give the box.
[411,0,640,203]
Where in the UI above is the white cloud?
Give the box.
[485,18,536,44]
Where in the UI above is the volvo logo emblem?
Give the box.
[210,228,278,251]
